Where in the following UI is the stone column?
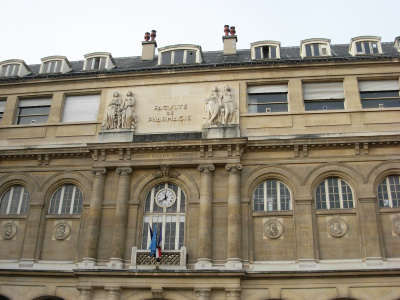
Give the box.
[195,164,214,269]
[20,201,43,266]
[77,287,92,300]
[225,289,241,300]
[105,287,121,300]
[81,168,106,265]
[108,167,132,269]
[359,196,383,266]
[294,197,316,268]
[195,289,211,300]
[225,164,242,269]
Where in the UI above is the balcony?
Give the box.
[129,247,187,270]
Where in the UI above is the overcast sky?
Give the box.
[1,0,399,65]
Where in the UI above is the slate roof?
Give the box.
[1,42,399,83]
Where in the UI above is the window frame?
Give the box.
[15,97,52,125]
[83,52,116,71]
[377,175,400,208]
[251,41,281,60]
[0,185,30,215]
[247,84,289,113]
[303,81,345,111]
[48,184,84,215]
[358,80,400,109]
[158,45,203,65]
[315,177,355,210]
[253,179,292,212]
[141,183,186,251]
[0,60,31,78]
[300,39,331,58]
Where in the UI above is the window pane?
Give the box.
[378,179,389,207]
[361,99,400,109]
[316,182,326,209]
[174,51,184,64]
[0,186,30,215]
[99,58,107,69]
[280,183,291,210]
[255,47,262,59]
[17,115,49,125]
[356,42,363,53]
[360,91,399,99]
[49,188,62,214]
[248,103,288,113]
[9,186,22,214]
[248,93,287,104]
[72,188,84,214]
[186,51,196,63]
[141,221,149,249]
[161,52,172,64]
[313,44,320,56]
[253,182,265,211]
[61,94,100,122]
[262,46,270,59]
[305,45,312,57]
[364,42,371,54]
[270,47,277,58]
[389,176,400,207]
[372,43,379,54]
[19,106,50,116]
[305,100,344,111]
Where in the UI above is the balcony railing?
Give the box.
[129,247,187,270]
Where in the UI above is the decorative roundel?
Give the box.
[263,219,284,239]
[392,216,400,235]
[1,222,17,240]
[54,222,71,240]
[327,218,348,238]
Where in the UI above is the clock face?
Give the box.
[155,188,177,207]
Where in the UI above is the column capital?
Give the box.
[198,164,215,172]
[116,167,132,175]
[105,287,121,296]
[77,286,92,295]
[225,289,241,298]
[225,163,242,173]
[91,167,106,176]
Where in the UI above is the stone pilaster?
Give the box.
[294,196,316,268]
[81,168,106,263]
[225,289,241,300]
[77,287,92,300]
[105,287,121,300]
[359,196,383,266]
[195,164,214,269]
[225,163,242,269]
[195,288,211,300]
[108,167,132,269]
[20,202,43,265]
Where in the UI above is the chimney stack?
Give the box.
[223,25,237,55]
[142,30,157,61]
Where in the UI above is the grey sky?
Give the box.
[1,0,399,64]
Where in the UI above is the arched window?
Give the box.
[316,177,354,210]
[48,184,83,214]
[253,179,291,212]
[0,185,30,215]
[378,175,400,208]
[141,183,185,250]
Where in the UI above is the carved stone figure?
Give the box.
[105,91,122,129]
[154,165,180,179]
[327,218,348,238]
[1,222,17,240]
[220,85,237,124]
[102,91,137,131]
[263,219,283,239]
[204,86,220,125]
[121,91,137,130]
[54,222,71,240]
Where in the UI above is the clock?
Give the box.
[155,188,177,207]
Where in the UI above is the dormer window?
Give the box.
[395,37,400,52]
[0,60,31,77]
[349,36,382,56]
[251,41,281,60]
[40,56,72,74]
[158,45,203,65]
[83,52,116,71]
[300,39,331,58]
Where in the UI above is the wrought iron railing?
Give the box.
[129,247,187,269]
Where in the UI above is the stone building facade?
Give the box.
[0,31,400,299]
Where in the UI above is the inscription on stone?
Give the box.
[132,153,198,159]
[148,101,192,123]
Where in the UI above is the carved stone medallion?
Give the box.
[263,219,283,239]
[392,216,400,235]
[54,222,71,240]
[327,218,348,238]
[1,222,17,240]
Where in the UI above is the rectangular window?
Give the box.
[0,100,6,124]
[247,85,288,113]
[16,98,52,125]
[61,94,100,122]
[359,80,400,109]
[303,82,345,111]
[356,41,380,54]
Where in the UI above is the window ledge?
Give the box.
[0,214,28,219]
[379,207,400,214]
[0,121,100,128]
[253,211,293,217]
[316,208,357,215]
